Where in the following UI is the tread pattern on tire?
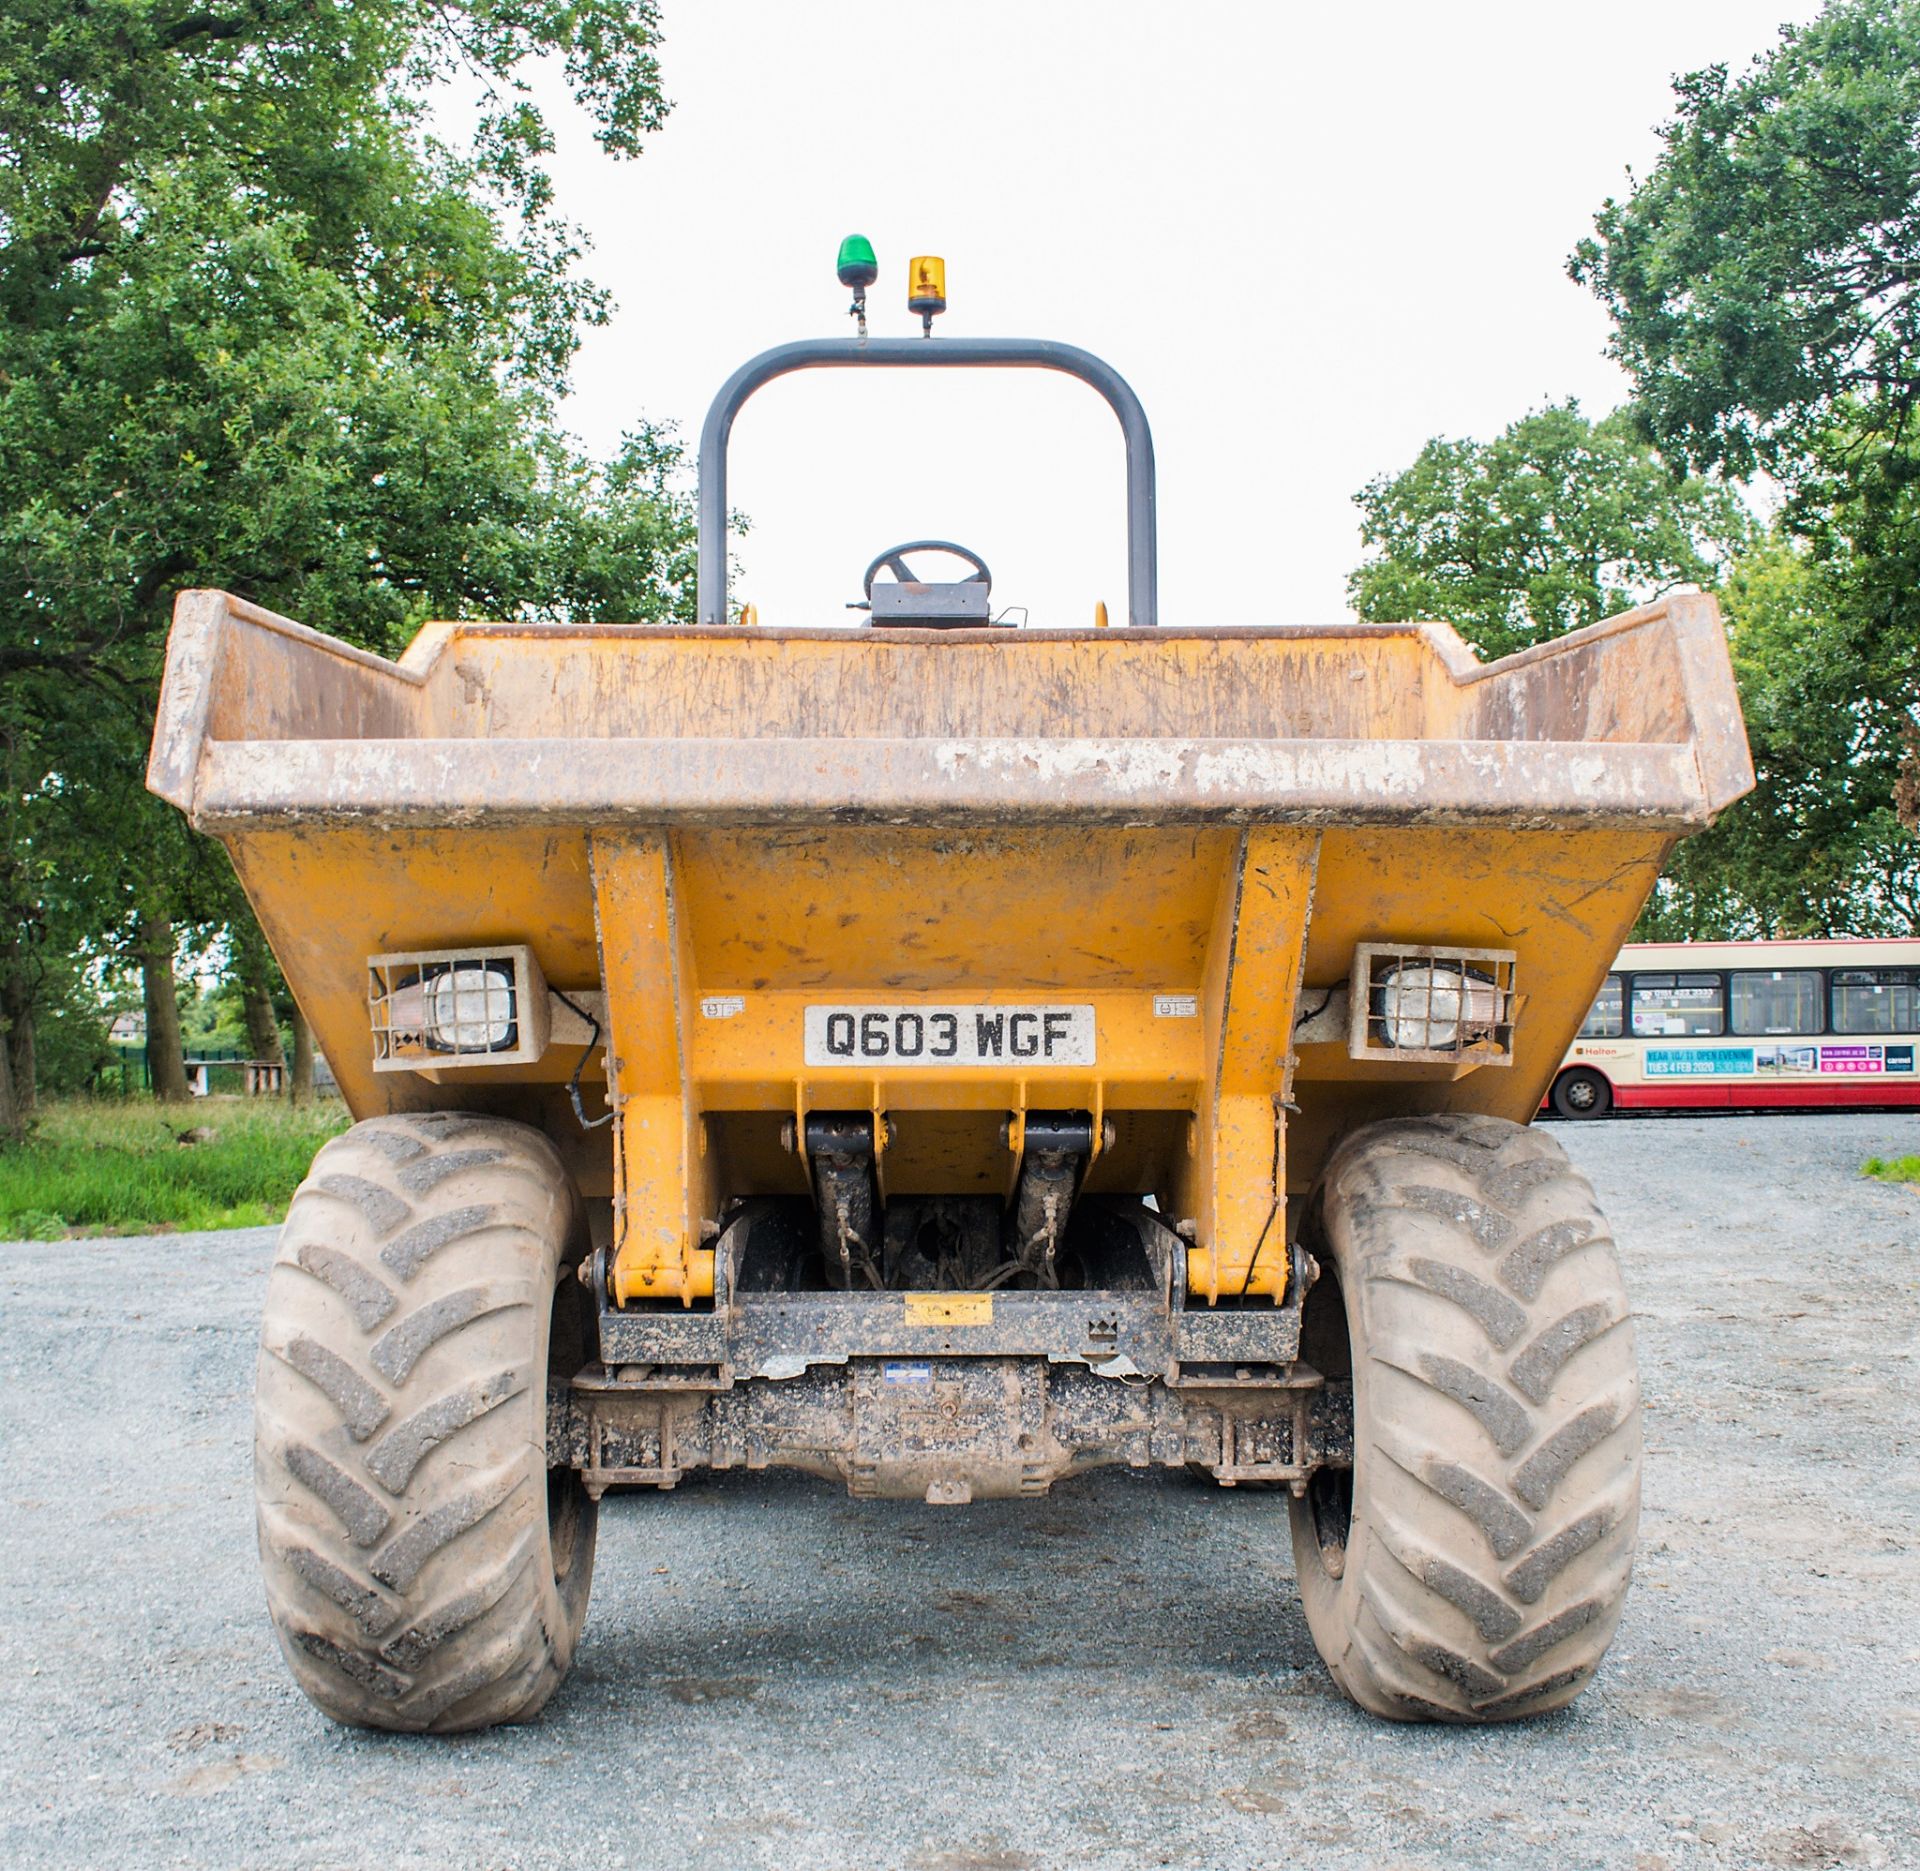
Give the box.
[255,1113,595,1733]
[1290,1113,1641,1723]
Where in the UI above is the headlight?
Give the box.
[369,945,549,1070]
[421,963,517,1053]
[369,964,517,1052]
[1376,962,1502,1051]
[1347,943,1518,1065]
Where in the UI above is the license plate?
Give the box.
[802,1004,1095,1067]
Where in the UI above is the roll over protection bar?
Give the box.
[695,336,1159,628]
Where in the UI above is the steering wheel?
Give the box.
[861,539,993,603]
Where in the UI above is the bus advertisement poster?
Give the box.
[1645,1048,1755,1077]
[1817,1045,1903,1075]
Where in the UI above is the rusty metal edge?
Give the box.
[147,589,230,811]
[150,590,437,815]
[1661,591,1758,819]
[293,591,1696,685]
[1439,592,1687,685]
[186,736,1711,830]
[154,587,1704,674]
[150,589,1754,827]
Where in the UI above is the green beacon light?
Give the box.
[837,233,878,337]
[836,234,879,289]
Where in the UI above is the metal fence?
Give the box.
[104,1045,336,1098]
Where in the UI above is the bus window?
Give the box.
[1830,970,1916,1035]
[1731,970,1823,1036]
[1579,975,1624,1038]
[1630,972,1725,1037]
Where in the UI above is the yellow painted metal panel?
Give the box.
[905,1292,993,1326]
[409,630,1442,743]
[224,824,601,1122]
[691,990,1198,1101]
[164,589,1752,1321]
[592,834,716,1306]
[673,826,1235,994]
[1171,829,1320,1302]
[692,989,1200,1198]
[1286,825,1673,1186]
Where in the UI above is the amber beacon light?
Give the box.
[908,254,947,335]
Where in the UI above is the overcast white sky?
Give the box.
[529,1,1824,630]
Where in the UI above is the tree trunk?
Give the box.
[289,1001,314,1105]
[0,941,33,1125]
[6,1005,33,1121]
[243,989,283,1075]
[0,727,27,1137]
[0,1011,21,1144]
[139,914,191,1103]
[234,920,286,1068]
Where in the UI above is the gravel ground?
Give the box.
[2,1112,1917,1871]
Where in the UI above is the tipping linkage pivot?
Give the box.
[804,1112,883,1291]
[1005,1110,1096,1292]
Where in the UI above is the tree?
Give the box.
[1571,0,1920,481]
[231,920,287,1076]
[0,2,667,350]
[1570,0,1920,933]
[0,0,694,1116]
[1643,535,1919,937]
[1347,402,1753,660]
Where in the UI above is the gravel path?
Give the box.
[2,1113,1916,1871]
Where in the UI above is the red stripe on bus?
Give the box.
[1609,1082,1920,1111]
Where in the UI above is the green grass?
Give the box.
[0,1096,350,1237]
[1861,1154,1920,1185]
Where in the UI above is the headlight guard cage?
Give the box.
[1347,942,1519,1068]
[367,943,551,1072]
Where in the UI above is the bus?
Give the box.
[1545,938,1920,1118]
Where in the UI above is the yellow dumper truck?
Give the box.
[149,251,1752,1732]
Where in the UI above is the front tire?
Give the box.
[1290,1114,1640,1721]
[255,1113,597,1732]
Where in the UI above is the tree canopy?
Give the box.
[1347,402,1753,661]
[1570,0,1920,480]
[1561,0,1920,930]
[0,0,694,1127]
[1352,1,1920,937]
[1644,533,1919,937]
